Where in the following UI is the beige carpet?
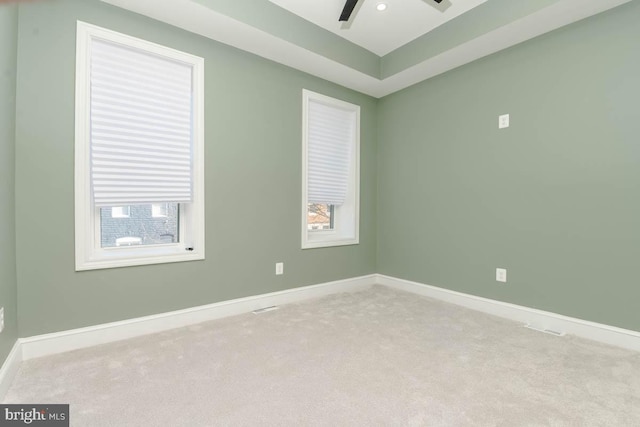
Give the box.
[4,285,640,426]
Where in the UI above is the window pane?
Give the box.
[101,204,179,248]
[307,203,334,230]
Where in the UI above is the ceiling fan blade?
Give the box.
[422,0,453,13]
[339,0,360,22]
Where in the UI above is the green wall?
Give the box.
[377,2,640,331]
[9,0,640,344]
[14,0,377,337]
[0,4,19,362]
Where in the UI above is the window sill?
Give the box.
[76,247,204,271]
[302,236,359,250]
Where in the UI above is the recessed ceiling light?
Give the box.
[376,3,388,12]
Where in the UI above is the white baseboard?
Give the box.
[2,272,638,401]
[20,274,376,361]
[376,274,640,352]
[0,341,22,401]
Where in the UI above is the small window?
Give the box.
[152,203,169,218]
[111,206,131,218]
[74,22,205,270]
[301,90,359,249]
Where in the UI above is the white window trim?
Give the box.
[301,89,360,249]
[74,21,205,271]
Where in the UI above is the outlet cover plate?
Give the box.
[496,268,507,283]
[499,114,510,129]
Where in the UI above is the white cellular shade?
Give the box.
[90,38,194,206]
[307,99,355,206]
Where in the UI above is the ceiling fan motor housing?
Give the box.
[340,0,446,23]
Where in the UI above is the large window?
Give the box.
[302,90,360,249]
[75,22,205,270]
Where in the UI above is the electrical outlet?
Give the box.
[275,262,284,275]
[499,114,510,129]
[496,268,507,283]
[0,307,4,333]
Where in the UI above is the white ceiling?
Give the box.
[268,0,487,56]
